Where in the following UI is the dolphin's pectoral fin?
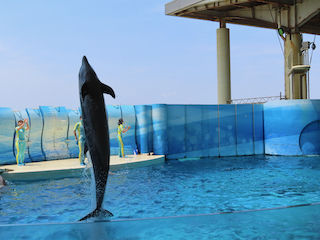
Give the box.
[81,82,89,100]
[101,83,116,99]
[79,207,113,221]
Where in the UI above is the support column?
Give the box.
[284,33,305,99]
[217,20,231,104]
[301,74,307,99]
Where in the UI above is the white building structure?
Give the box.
[165,0,320,103]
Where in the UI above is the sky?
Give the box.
[0,1,319,111]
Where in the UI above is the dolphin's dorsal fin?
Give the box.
[81,81,89,100]
[101,83,116,99]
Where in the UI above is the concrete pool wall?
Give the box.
[1,100,320,165]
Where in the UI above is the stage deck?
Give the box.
[0,154,165,181]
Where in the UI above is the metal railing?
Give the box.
[227,93,285,104]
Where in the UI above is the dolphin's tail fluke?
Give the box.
[79,208,113,221]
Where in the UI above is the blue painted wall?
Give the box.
[202,105,219,157]
[40,106,70,160]
[0,108,16,164]
[160,103,264,159]
[0,105,141,165]
[219,105,237,157]
[264,100,320,155]
[253,104,264,155]
[26,108,45,161]
[236,104,254,156]
[185,105,203,158]
[135,105,152,154]
[146,105,153,153]
[152,104,168,155]
[167,105,186,159]
[2,100,320,165]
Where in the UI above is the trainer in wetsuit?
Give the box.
[117,118,131,158]
[15,119,30,166]
[74,116,87,165]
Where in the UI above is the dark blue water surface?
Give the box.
[1,155,320,224]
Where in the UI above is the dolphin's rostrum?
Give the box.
[78,56,115,221]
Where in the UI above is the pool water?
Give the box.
[1,155,320,225]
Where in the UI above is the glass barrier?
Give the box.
[1,204,319,240]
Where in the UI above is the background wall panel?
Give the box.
[167,105,186,159]
[152,104,168,155]
[202,105,219,157]
[219,105,236,156]
[299,120,320,154]
[0,108,15,164]
[135,105,150,154]
[40,106,69,160]
[54,107,70,159]
[236,104,254,156]
[185,105,203,158]
[146,105,153,153]
[26,108,45,161]
[264,100,320,155]
[253,104,264,155]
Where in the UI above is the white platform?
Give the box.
[0,154,165,181]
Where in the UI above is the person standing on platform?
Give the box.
[117,118,131,158]
[15,119,30,166]
[74,115,86,165]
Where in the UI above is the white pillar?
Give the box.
[217,27,231,104]
[284,33,303,99]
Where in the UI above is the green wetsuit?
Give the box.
[15,126,27,165]
[74,121,86,164]
[117,124,125,157]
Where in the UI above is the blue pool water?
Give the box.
[1,155,320,225]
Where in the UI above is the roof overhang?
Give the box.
[165,0,320,35]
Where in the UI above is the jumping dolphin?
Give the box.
[78,56,115,221]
